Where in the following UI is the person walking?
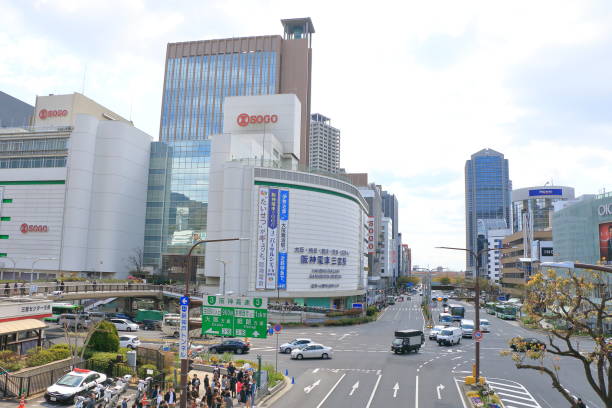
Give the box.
[222,391,233,408]
[92,280,97,291]
[191,374,201,397]
[3,282,9,297]
[204,374,210,390]
[164,388,177,408]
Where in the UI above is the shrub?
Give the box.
[262,363,284,388]
[221,352,233,363]
[0,350,23,372]
[89,351,124,374]
[138,364,159,379]
[87,321,119,353]
[323,316,374,326]
[366,306,378,316]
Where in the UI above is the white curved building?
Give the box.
[0,93,152,280]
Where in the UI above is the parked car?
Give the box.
[437,327,463,346]
[291,344,333,360]
[109,318,139,332]
[429,325,447,340]
[119,335,141,349]
[45,368,107,403]
[480,319,491,332]
[58,314,91,330]
[510,337,546,352]
[208,340,250,354]
[109,313,135,322]
[279,338,313,354]
[141,319,161,331]
[88,312,109,323]
[460,319,475,338]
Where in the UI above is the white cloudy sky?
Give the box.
[1,0,612,270]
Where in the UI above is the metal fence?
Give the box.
[0,359,85,398]
[136,347,166,371]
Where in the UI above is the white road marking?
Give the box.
[392,382,399,398]
[349,381,359,396]
[454,378,469,408]
[488,378,542,408]
[312,368,320,373]
[415,375,419,408]
[304,379,321,394]
[436,384,445,399]
[337,333,350,341]
[315,374,345,408]
[365,374,382,408]
[452,356,462,360]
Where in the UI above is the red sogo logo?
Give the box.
[20,223,48,233]
[237,113,278,127]
[38,109,68,120]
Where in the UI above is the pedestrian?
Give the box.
[205,386,213,408]
[243,380,252,408]
[3,282,9,297]
[12,282,18,296]
[227,362,236,377]
[222,390,233,408]
[191,374,201,396]
[230,375,237,398]
[164,387,177,408]
[60,280,65,292]
[155,387,163,408]
[85,393,96,408]
[576,398,587,408]
[19,282,25,296]
[122,397,129,408]
[93,280,97,291]
[204,374,210,390]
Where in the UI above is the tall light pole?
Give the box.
[436,246,490,385]
[1,257,16,282]
[31,257,57,283]
[215,259,228,295]
[180,238,244,408]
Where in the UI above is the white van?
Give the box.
[460,319,475,338]
[437,327,462,346]
[58,314,91,330]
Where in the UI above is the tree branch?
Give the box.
[515,362,577,407]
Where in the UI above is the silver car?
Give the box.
[279,338,312,353]
[429,325,447,340]
[291,343,333,360]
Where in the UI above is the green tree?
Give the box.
[397,276,420,286]
[87,321,119,353]
[501,268,611,407]
[439,277,451,285]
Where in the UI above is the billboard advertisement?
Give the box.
[266,189,279,289]
[599,222,612,264]
[256,188,268,289]
[278,190,289,289]
[528,188,563,196]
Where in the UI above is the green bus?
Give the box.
[44,303,84,323]
[495,304,517,320]
[485,302,498,315]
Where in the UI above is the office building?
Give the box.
[159,18,313,166]
[501,186,574,294]
[0,93,152,280]
[0,91,34,127]
[203,94,367,308]
[309,113,340,173]
[465,148,511,276]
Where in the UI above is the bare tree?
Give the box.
[502,268,611,407]
[127,248,144,276]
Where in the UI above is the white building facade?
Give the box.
[486,228,511,284]
[204,94,367,309]
[0,93,152,280]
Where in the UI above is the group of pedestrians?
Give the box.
[148,363,257,408]
[2,281,26,296]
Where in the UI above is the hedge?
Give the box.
[87,321,120,353]
[25,344,72,368]
[0,350,22,371]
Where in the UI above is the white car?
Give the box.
[279,338,312,354]
[437,327,463,346]
[45,368,107,403]
[291,343,333,360]
[110,318,139,332]
[119,335,141,349]
[480,319,491,332]
[429,325,447,340]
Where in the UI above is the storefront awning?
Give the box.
[0,319,46,335]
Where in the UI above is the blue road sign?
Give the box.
[352,303,363,309]
[274,324,282,332]
[497,296,507,301]
[180,296,190,306]
[406,282,414,288]
[267,328,274,335]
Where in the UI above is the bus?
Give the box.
[449,304,465,321]
[44,303,84,323]
[485,302,498,315]
[161,313,204,338]
[495,304,517,320]
[439,312,453,324]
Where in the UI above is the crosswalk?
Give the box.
[487,378,542,408]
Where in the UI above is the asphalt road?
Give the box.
[249,297,604,408]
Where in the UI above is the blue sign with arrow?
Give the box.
[180,296,190,306]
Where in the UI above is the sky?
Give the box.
[1,0,612,270]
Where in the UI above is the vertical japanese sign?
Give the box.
[256,188,269,289]
[266,189,279,289]
[179,296,189,359]
[367,217,375,254]
[277,190,289,289]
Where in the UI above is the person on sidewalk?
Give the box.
[164,388,177,408]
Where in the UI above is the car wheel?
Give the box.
[296,354,303,360]
[128,345,134,350]
[127,327,132,332]
[173,331,180,338]
[458,338,461,344]
[236,348,243,355]
[210,348,217,354]
[322,353,329,359]
[285,348,292,354]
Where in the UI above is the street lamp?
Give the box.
[540,261,612,273]
[436,246,490,385]
[180,237,246,408]
[216,259,229,295]
[31,257,57,283]
[1,257,16,281]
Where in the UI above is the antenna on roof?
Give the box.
[81,64,88,94]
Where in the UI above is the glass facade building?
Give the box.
[465,148,511,272]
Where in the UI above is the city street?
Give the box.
[240,297,604,408]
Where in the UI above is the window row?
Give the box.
[0,156,67,169]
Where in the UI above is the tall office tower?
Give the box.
[381,190,401,271]
[159,17,314,165]
[465,148,511,276]
[309,113,340,173]
[0,91,34,127]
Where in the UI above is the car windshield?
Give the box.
[433,326,445,330]
[463,324,474,329]
[56,374,84,387]
[441,330,453,336]
[481,321,490,325]
[392,339,403,345]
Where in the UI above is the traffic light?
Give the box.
[188,359,195,372]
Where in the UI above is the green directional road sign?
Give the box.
[201,295,268,338]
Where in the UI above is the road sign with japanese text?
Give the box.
[201,295,268,338]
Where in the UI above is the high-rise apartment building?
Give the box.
[159,18,313,165]
[465,148,511,276]
[309,113,340,173]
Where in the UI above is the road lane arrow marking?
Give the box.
[393,382,399,398]
[312,368,320,373]
[304,379,321,394]
[349,381,359,396]
[437,384,445,399]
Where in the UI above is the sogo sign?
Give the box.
[367,217,375,254]
[38,109,68,120]
[237,113,278,127]
[20,223,48,233]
